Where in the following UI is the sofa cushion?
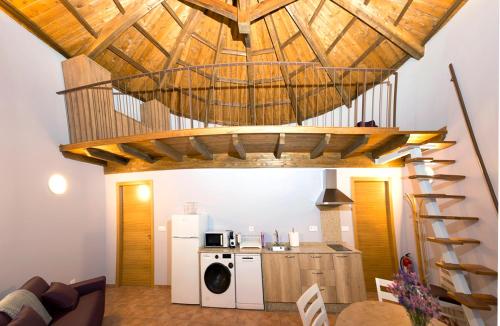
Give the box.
[20,277,50,299]
[51,290,104,326]
[41,283,79,311]
[9,306,46,326]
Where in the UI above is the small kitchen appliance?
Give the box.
[204,230,232,247]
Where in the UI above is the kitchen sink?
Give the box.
[328,244,352,252]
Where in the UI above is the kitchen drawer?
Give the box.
[299,254,334,270]
[302,285,336,304]
[300,269,335,287]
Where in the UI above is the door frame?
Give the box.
[350,177,399,275]
[116,180,154,287]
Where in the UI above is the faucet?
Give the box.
[274,229,279,245]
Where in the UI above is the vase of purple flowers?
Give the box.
[388,270,441,326]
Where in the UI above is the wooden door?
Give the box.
[262,254,301,302]
[351,178,398,293]
[117,181,154,286]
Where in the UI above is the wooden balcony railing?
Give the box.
[57,62,398,144]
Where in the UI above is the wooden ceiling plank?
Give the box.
[326,17,356,54]
[310,134,331,159]
[133,23,170,57]
[59,0,98,38]
[394,0,413,26]
[61,151,108,167]
[264,14,302,124]
[162,1,184,27]
[371,134,410,159]
[108,44,151,75]
[308,0,326,25]
[286,4,351,106]
[113,0,126,14]
[83,0,163,59]
[189,136,213,159]
[151,140,183,161]
[280,31,301,49]
[180,0,237,21]
[192,32,217,50]
[329,0,424,59]
[87,148,130,165]
[252,47,275,56]
[250,0,298,21]
[117,143,158,163]
[273,133,285,159]
[0,0,70,58]
[231,134,247,159]
[423,0,465,43]
[160,9,203,86]
[341,134,369,158]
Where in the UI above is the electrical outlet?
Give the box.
[158,225,167,232]
[249,226,255,232]
[341,226,349,232]
[309,225,318,232]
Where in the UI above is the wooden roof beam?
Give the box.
[329,0,424,59]
[60,0,98,38]
[250,0,298,21]
[238,0,250,34]
[82,0,163,59]
[180,0,237,21]
[162,1,184,27]
[117,143,158,163]
[87,148,129,165]
[286,4,351,107]
[341,135,369,158]
[113,0,126,13]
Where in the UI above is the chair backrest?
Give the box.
[375,278,398,303]
[296,283,329,326]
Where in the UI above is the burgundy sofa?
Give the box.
[0,276,105,326]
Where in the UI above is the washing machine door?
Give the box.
[204,262,231,294]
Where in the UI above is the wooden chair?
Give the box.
[296,283,329,326]
[375,278,398,303]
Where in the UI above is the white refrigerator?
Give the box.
[171,214,207,304]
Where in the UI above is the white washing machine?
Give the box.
[200,252,236,308]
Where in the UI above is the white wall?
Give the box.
[104,168,406,285]
[395,1,498,324]
[0,12,106,297]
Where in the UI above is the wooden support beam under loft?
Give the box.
[151,140,183,161]
[341,135,369,158]
[370,134,410,159]
[286,4,351,107]
[329,0,424,59]
[189,137,213,160]
[81,0,163,59]
[231,134,246,160]
[274,133,285,159]
[117,143,157,163]
[87,148,130,165]
[263,13,302,124]
[61,151,108,167]
[310,134,331,159]
[180,0,237,21]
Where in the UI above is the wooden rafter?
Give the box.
[180,0,237,21]
[192,32,217,50]
[60,0,98,38]
[286,4,351,107]
[133,23,170,57]
[113,0,126,13]
[250,0,298,21]
[394,0,413,25]
[82,0,163,59]
[264,14,302,124]
[162,1,184,27]
[308,0,326,25]
[423,0,465,43]
[329,0,424,59]
[238,0,250,34]
[326,17,356,54]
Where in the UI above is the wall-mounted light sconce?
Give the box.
[137,184,151,202]
[48,174,68,195]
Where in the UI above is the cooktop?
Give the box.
[327,244,352,252]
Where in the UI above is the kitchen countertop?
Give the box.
[199,242,361,254]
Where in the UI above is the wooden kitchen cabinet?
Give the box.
[298,254,334,269]
[262,254,302,302]
[333,253,367,303]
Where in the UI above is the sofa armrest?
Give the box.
[70,276,106,297]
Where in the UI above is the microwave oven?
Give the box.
[205,231,233,247]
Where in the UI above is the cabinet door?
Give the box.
[262,254,302,302]
[298,254,334,269]
[334,254,367,303]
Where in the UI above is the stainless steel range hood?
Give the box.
[316,169,353,207]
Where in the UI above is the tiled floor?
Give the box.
[103,286,336,325]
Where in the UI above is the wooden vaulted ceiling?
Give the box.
[2,0,465,82]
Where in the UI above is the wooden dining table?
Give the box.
[335,301,447,326]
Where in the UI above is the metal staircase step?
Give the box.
[405,157,456,164]
[436,261,497,276]
[447,292,497,310]
[409,174,465,181]
[427,237,480,245]
[413,193,466,200]
[420,215,479,221]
